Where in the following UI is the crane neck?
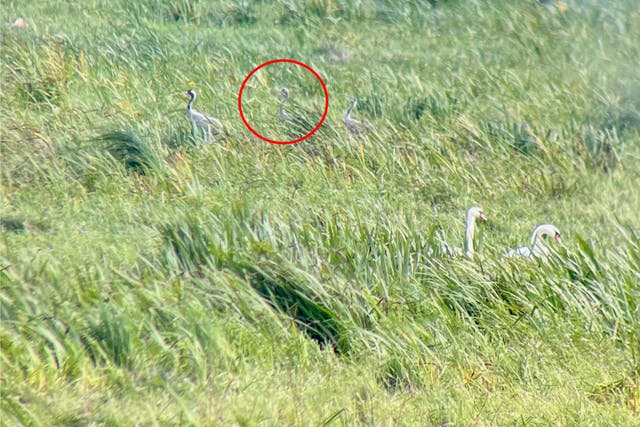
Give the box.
[279,95,287,118]
[345,102,356,121]
[187,93,195,111]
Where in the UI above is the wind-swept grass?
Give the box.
[1,0,639,425]
[99,131,162,175]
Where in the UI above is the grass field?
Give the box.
[1,0,639,425]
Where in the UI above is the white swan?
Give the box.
[506,223,562,259]
[186,89,223,138]
[438,206,487,258]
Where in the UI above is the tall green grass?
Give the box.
[1,0,639,424]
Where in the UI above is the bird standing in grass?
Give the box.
[186,89,223,139]
[279,88,294,123]
[278,87,319,137]
[344,98,373,134]
[435,206,488,258]
[506,224,562,259]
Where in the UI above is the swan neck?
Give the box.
[530,229,546,250]
[464,214,476,256]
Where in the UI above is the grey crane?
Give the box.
[186,89,223,139]
[344,98,373,134]
[278,87,319,137]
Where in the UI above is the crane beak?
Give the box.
[554,233,562,243]
[479,212,487,221]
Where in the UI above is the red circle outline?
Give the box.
[237,59,329,145]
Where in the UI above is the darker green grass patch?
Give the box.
[402,92,465,124]
[164,127,199,150]
[600,85,640,136]
[19,78,65,106]
[565,123,623,172]
[159,215,351,353]
[237,260,348,353]
[0,217,28,233]
[222,1,258,26]
[357,93,385,119]
[81,307,135,369]
[161,216,221,273]
[99,131,161,175]
[480,120,548,157]
[376,353,429,393]
[589,369,639,411]
[277,2,308,26]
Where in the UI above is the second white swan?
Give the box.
[506,223,562,259]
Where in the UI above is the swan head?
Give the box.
[467,206,487,222]
[281,87,290,99]
[531,224,562,245]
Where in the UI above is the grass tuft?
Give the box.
[99,131,161,175]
